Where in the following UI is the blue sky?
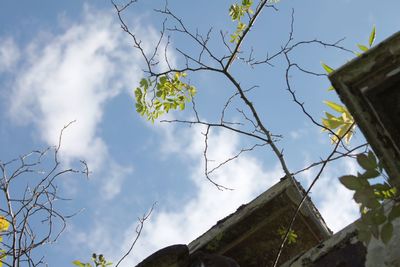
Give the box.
[1,0,399,266]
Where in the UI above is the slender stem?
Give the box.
[223,71,292,178]
[271,123,355,267]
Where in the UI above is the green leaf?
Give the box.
[358,229,372,245]
[355,220,369,231]
[242,0,252,6]
[388,205,400,221]
[229,4,241,21]
[367,150,377,167]
[369,25,376,47]
[353,187,374,203]
[159,76,167,85]
[135,103,143,112]
[357,153,376,170]
[368,209,386,225]
[72,261,86,267]
[339,175,362,190]
[381,222,393,244]
[327,85,335,91]
[343,123,355,143]
[238,22,246,31]
[357,44,369,52]
[324,112,337,120]
[323,100,346,113]
[321,63,334,74]
[365,197,381,209]
[287,230,298,244]
[354,190,380,209]
[140,78,149,90]
[322,117,343,130]
[134,88,142,99]
[361,169,380,179]
[370,224,380,239]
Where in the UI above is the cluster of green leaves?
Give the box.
[339,151,400,244]
[322,26,400,244]
[73,253,112,267]
[321,26,376,143]
[0,216,9,267]
[135,72,197,122]
[277,227,298,245]
[321,98,355,144]
[228,0,254,43]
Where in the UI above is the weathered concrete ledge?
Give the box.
[187,177,332,266]
[281,201,400,267]
[135,178,332,267]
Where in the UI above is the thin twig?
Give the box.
[115,203,157,267]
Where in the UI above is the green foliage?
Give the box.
[321,25,377,143]
[355,25,376,56]
[277,227,298,245]
[369,25,376,47]
[339,151,399,245]
[134,72,196,122]
[0,216,9,267]
[229,0,254,43]
[73,253,112,267]
[321,100,355,144]
[322,63,355,145]
[228,0,281,43]
[321,63,334,74]
[321,26,400,245]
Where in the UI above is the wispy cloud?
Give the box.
[73,120,361,266]
[103,125,284,266]
[298,156,360,232]
[4,7,159,200]
[0,37,20,73]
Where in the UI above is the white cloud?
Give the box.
[72,121,361,266]
[315,176,359,232]
[8,9,134,168]
[0,37,20,72]
[0,4,367,267]
[102,162,134,200]
[10,6,358,264]
[4,7,168,201]
[289,128,308,140]
[69,121,361,266]
[107,125,283,266]
[297,157,360,232]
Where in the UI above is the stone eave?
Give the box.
[187,177,332,265]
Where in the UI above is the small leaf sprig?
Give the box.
[135,72,197,122]
[320,25,376,143]
[321,98,355,144]
[356,25,376,55]
[321,26,400,245]
[73,253,112,267]
[277,227,298,245]
[229,0,254,43]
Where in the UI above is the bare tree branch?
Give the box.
[0,121,87,266]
